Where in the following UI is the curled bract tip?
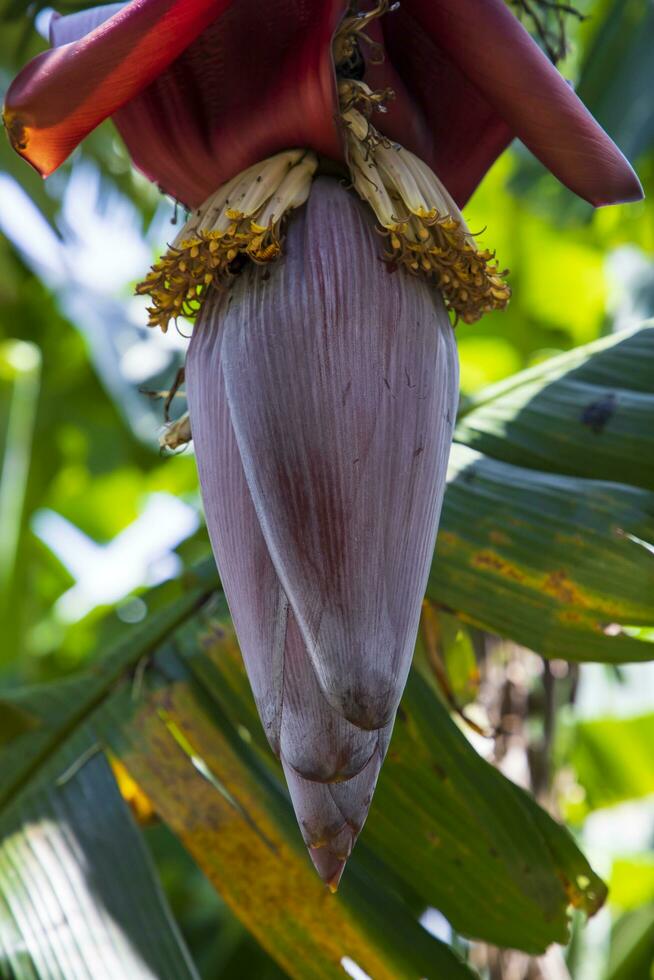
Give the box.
[403,0,642,208]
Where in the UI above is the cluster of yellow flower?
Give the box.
[137,0,510,334]
[136,150,317,332]
[340,77,511,324]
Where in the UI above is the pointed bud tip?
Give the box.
[596,168,645,207]
[309,845,348,892]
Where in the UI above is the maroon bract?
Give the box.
[4,0,641,207]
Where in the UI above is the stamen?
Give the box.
[139,0,509,334]
[333,1,399,70]
[333,6,511,325]
[136,150,318,332]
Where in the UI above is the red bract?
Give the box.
[4,0,642,207]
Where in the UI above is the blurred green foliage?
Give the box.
[561,713,654,820]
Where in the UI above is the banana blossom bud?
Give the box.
[187,177,458,888]
[3,0,642,890]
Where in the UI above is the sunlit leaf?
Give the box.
[99,673,474,980]
[0,339,41,667]
[0,727,197,979]
[610,858,654,912]
[563,713,654,816]
[0,559,219,808]
[178,596,606,954]
[439,614,479,706]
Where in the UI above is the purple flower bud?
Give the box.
[186,177,458,887]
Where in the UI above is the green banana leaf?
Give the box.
[3,326,653,975]
[0,564,607,978]
[0,724,198,980]
[455,324,654,488]
[432,325,654,663]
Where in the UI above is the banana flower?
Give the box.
[4,0,641,891]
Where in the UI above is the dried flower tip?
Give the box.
[340,89,511,324]
[136,150,318,332]
[333,1,398,70]
[160,412,192,450]
[338,78,395,128]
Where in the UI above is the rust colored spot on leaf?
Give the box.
[558,871,606,917]
[471,550,525,582]
[543,570,587,607]
[559,610,583,623]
